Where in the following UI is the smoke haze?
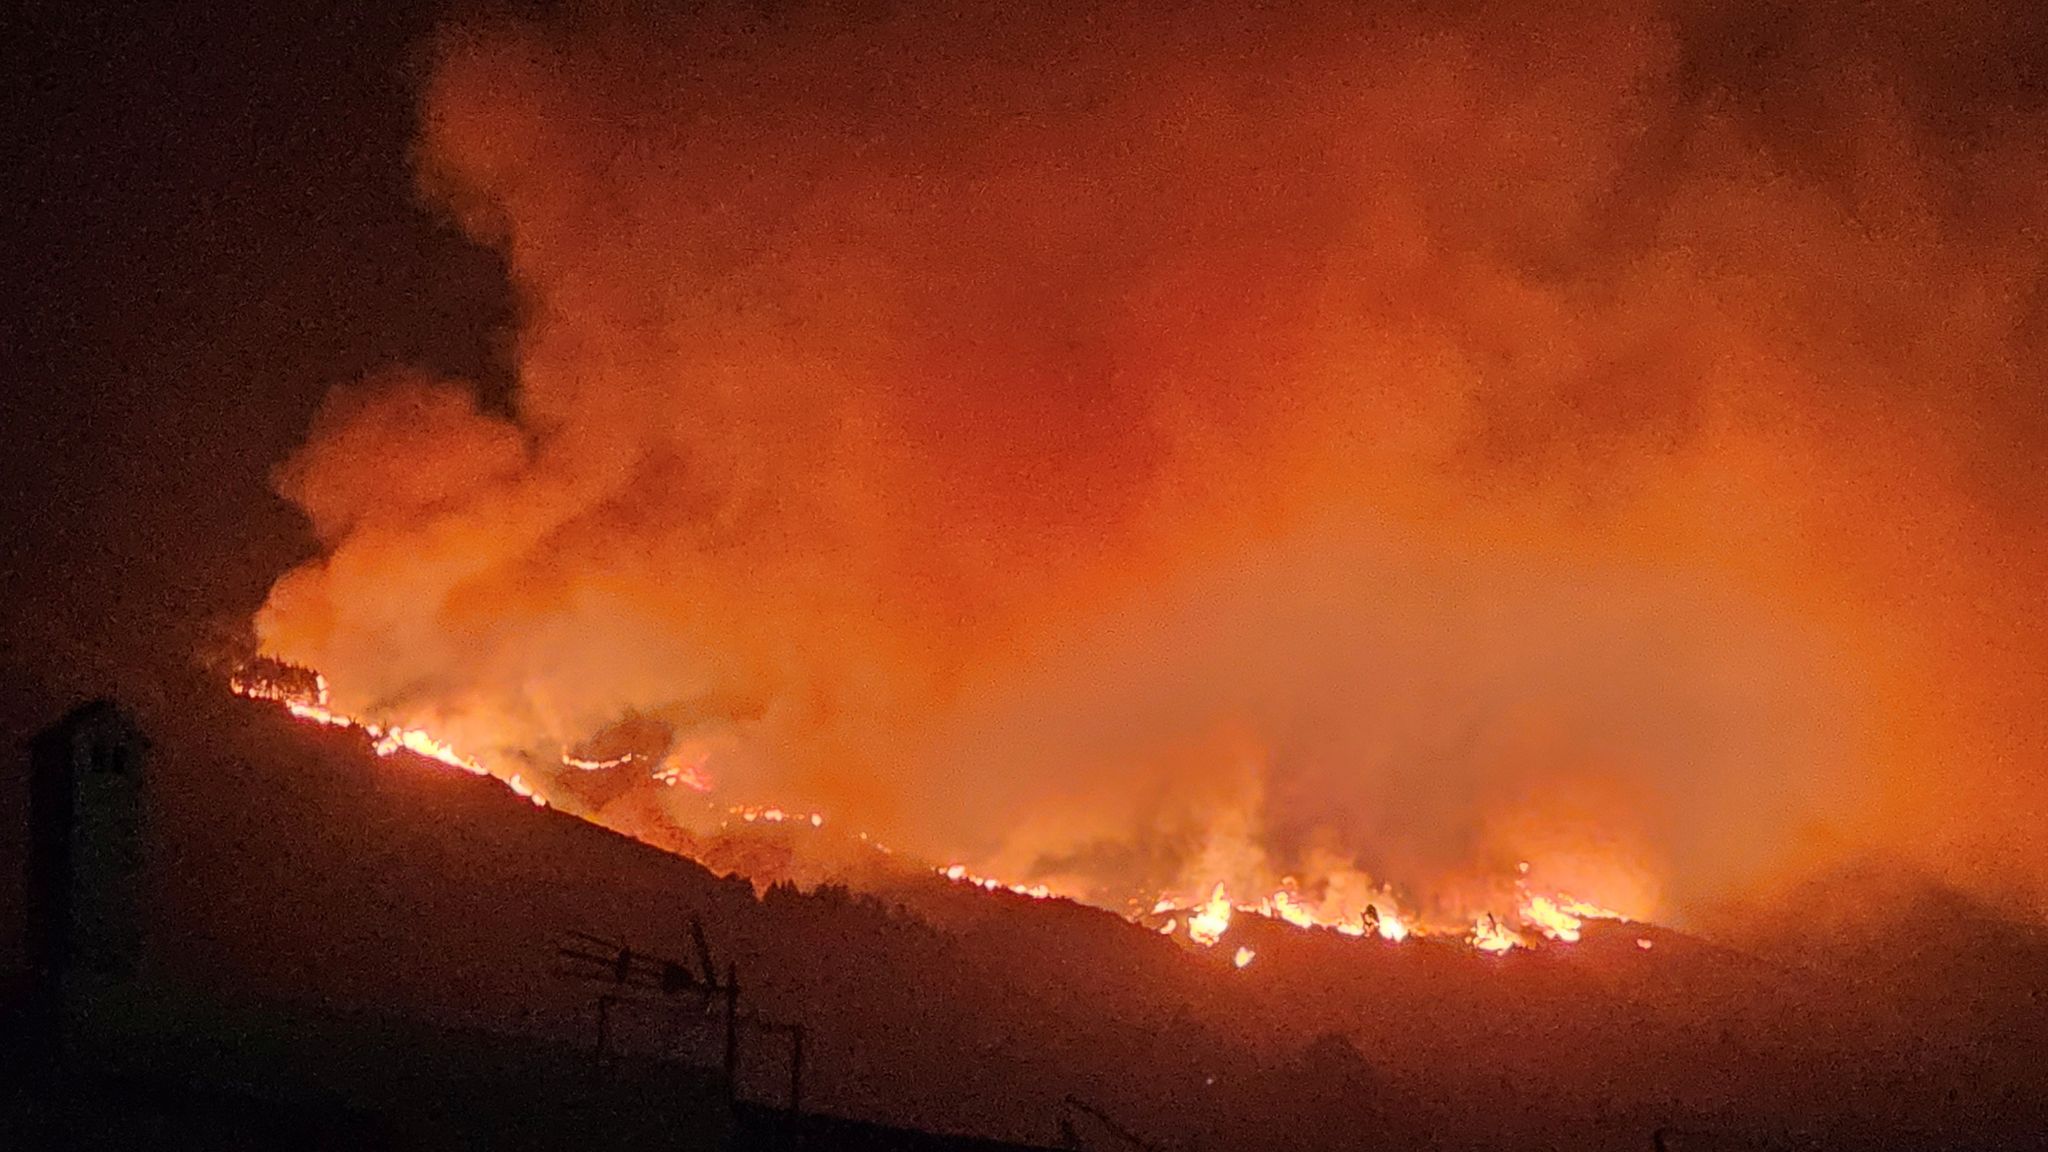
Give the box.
[255,0,2048,923]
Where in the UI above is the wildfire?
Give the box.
[1471,914,1524,954]
[506,773,547,807]
[1376,908,1412,943]
[1520,893,1629,943]
[1155,877,1426,951]
[1141,869,1632,960]
[233,666,507,779]
[733,805,826,828]
[231,666,530,801]
[232,660,1644,965]
[369,725,489,776]
[653,761,714,792]
[1185,883,1235,947]
[939,864,1054,900]
[1264,889,1317,931]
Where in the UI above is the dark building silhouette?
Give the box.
[28,700,149,996]
[10,699,1077,1150]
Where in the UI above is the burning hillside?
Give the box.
[245,0,2048,963]
[163,676,2048,1150]
[229,659,1636,961]
[16,1,2048,1148]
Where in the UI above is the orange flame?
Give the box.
[1185,883,1235,947]
[731,805,824,826]
[233,663,1648,964]
[231,670,524,799]
[1471,914,1524,954]
[938,864,1055,900]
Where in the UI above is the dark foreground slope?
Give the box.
[15,675,2048,1151]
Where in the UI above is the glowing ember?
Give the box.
[1232,946,1256,969]
[652,762,713,792]
[730,805,829,827]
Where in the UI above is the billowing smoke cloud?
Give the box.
[257,0,2048,922]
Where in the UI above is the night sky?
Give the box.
[9,7,508,714]
[8,7,516,957]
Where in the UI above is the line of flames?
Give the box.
[1110,875,1630,966]
[228,672,547,807]
[230,668,1643,966]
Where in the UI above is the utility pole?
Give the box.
[555,924,806,1126]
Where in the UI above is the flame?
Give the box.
[728,805,829,828]
[1471,914,1524,954]
[370,725,489,776]
[1264,889,1317,931]
[1521,895,1586,943]
[1185,883,1235,947]
[938,863,1054,900]
[232,662,1650,963]
[1560,896,1628,922]
[231,669,537,802]
[1376,908,1411,942]
[1518,892,1628,944]
[653,761,714,792]
[1157,878,1428,951]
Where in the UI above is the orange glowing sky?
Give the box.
[254,0,2048,928]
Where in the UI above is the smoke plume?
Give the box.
[256,0,2048,922]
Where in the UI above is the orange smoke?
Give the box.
[255,0,2048,927]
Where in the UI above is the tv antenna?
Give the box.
[554,918,803,1114]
